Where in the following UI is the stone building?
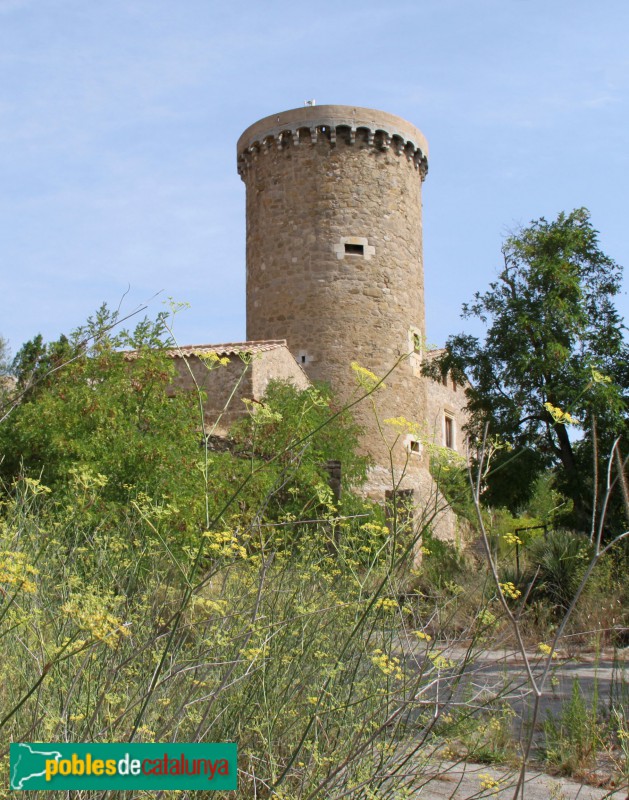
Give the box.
[173,104,466,537]
[424,350,469,456]
[166,341,309,436]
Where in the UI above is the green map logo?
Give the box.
[10,742,237,790]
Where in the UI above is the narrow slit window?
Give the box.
[444,416,454,449]
[344,243,364,256]
[301,355,306,363]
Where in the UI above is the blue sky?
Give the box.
[1,0,628,357]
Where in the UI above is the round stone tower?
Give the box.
[237,105,433,501]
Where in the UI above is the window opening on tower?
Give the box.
[334,236,374,261]
[444,415,454,449]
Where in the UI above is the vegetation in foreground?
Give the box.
[0,208,627,797]
[1,469,627,798]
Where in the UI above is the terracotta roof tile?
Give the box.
[125,340,288,360]
[167,340,288,357]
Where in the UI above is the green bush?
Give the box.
[225,379,370,526]
[1,309,374,555]
[526,530,593,614]
[0,475,474,799]
[0,307,201,501]
[543,678,601,776]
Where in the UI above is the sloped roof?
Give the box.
[125,340,288,360]
[165,340,288,358]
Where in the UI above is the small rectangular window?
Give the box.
[410,440,420,453]
[344,243,364,256]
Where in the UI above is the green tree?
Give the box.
[0,336,10,376]
[431,208,628,525]
[224,380,370,523]
[0,336,13,413]
[11,333,76,399]
[0,306,201,507]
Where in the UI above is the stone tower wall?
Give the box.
[238,106,432,494]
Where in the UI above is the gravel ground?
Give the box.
[410,759,627,799]
[395,645,629,799]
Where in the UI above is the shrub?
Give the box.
[543,678,602,776]
[526,530,593,614]
[0,307,201,504]
[0,476,494,799]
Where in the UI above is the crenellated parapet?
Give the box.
[237,104,429,180]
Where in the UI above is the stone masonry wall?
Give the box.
[250,344,310,400]
[169,344,309,436]
[169,354,253,436]
[425,369,470,456]
[239,106,431,498]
